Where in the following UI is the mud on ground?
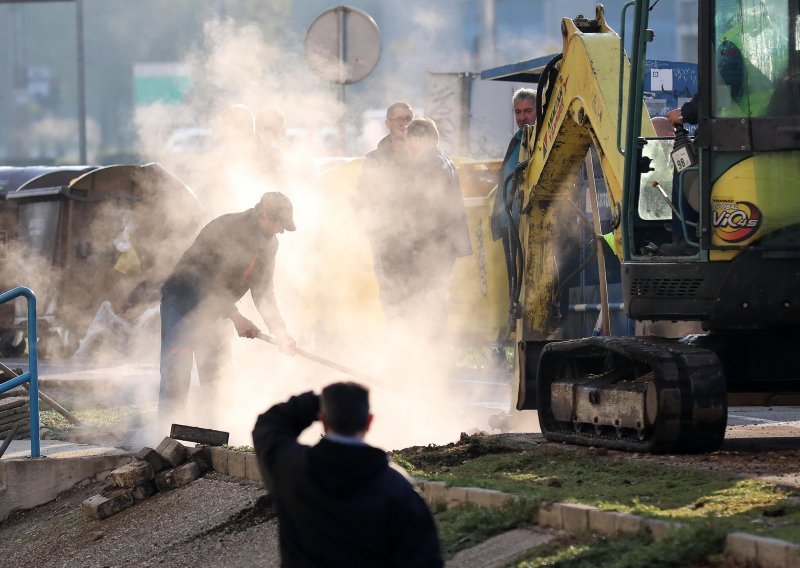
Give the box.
[393,429,800,487]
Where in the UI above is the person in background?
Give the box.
[490,88,537,301]
[252,381,443,568]
[400,117,472,336]
[663,93,701,255]
[159,192,297,428]
[355,102,417,317]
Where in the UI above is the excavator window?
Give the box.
[712,0,798,118]
[637,140,676,222]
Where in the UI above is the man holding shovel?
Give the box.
[159,192,297,427]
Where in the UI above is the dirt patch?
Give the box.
[392,432,534,471]
[396,431,800,487]
[193,493,276,539]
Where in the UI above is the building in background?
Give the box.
[0,0,696,164]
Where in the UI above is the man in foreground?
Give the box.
[252,382,443,567]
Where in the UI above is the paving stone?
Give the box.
[588,509,616,536]
[726,532,759,565]
[111,461,154,489]
[614,512,643,534]
[187,446,212,474]
[154,462,201,491]
[537,503,564,529]
[208,446,229,474]
[419,481,446,507]
[244,452,261,482]
[644,518,677,541]
[445,485,469,508]
[131,481,157,502]
[227,450,247,478]
[756,535,794,568]
[786,542,800,567]
[448,528,554,568]
[154,437,187,467]
[134,447,166,473]
[82,490,133,520]
[466,488,515,508]
[561,503,596,533]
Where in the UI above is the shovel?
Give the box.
[257,332,373,383]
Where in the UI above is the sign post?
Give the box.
[305,6,381,155]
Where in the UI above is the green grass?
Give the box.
[225,444,255,453]
[39,404,156,437]
[513,523,730,568]
[394,444,800,545]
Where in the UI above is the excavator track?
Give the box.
[535,337,727,453]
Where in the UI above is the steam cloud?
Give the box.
[126,17,494,450]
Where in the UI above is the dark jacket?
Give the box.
[681,92,700,125]
[405,148,472,260]
[490,132,524,241]
[356,135,408,243]
[252,392,443,568]
[161,208,286,334]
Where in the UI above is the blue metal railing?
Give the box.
[0,287,39,457]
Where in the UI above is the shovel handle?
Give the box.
[256,333,373,383]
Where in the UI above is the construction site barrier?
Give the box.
[0,287,39,457]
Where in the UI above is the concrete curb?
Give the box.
[194,448,800,568]
[415,480,800,568]
[0,448,131,522]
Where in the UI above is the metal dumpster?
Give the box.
[0,163,204,358]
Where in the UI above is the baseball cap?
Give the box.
[258,192,296,231]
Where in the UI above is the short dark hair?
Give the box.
[386,101,413,120]
[320,382,370,436]
[406,117,439,142]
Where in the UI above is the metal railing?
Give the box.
[0,287,39,457]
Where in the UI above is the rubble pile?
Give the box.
[82,436,212,520]
[0,395,30,440]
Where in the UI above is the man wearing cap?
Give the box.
[159,192,297,426]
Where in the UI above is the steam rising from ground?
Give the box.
[122,18,490,450]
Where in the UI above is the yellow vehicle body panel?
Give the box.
[709,152,800,260]
[296,157,507,344]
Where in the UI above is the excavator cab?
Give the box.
[624,0,800,330]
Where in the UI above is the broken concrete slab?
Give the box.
[154,462,200,491]
[134,447,166,474]
[111,461,154,489]
[186,446,212,474]
[82,489,134,520]
[154,437,187,467]
[131,480,157,503]
[170,424,229,446]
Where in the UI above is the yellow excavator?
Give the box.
[503,1,800,452]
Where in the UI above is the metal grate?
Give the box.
[630,278,703,298]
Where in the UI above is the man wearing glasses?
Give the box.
[356,102,417,320]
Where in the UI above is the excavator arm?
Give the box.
[515,6,655,339]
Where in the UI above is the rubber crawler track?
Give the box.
[535,336,728,453]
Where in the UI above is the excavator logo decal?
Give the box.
[542,77,569,158]
[712,199,762,243]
